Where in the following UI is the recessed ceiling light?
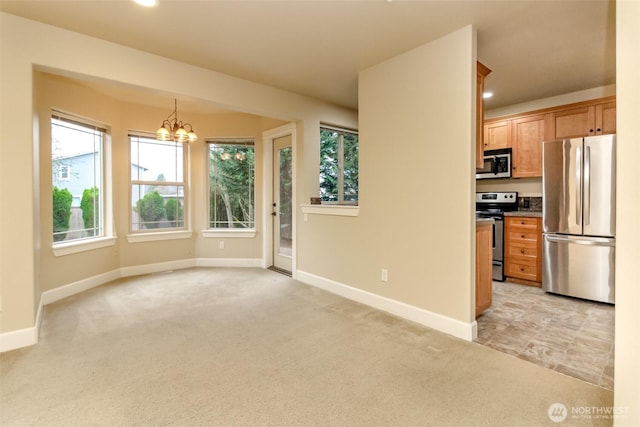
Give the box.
[483,92,493,99]
[133,0,158,7]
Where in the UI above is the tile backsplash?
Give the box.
[517,196,542,211]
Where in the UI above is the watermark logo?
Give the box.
[547,403,629,422]
[548,403,568,423]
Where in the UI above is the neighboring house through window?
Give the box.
[51,113,105,243]
[319,125,359,204]
[58,165,71,181]
[130,134,186,231]
[207,139,255,229]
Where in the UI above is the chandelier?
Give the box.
[156,99,198,143]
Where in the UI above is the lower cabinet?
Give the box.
[505,216,542,284]
[476,222,493,317]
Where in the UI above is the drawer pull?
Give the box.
[520,267,525,272]
[520,249,525,254]
[521,235,525,238]
[520,221,525,225]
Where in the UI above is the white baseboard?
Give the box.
[41,270,122,306]
[296,270,477,342]
[0,326,38,353]
[195,258,263,268]
[119,259,197,278]
[1,258,262,352]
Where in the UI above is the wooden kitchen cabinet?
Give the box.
[511,114,549,178]
[476,221,493,317]
[476,62,492,168]
[551,99,616,139]
[483,119,511,151]
[505,216,542,284]
[480,96,615,180]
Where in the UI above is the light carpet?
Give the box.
[0,267,613,426]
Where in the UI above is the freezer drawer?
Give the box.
[542,234,615,303]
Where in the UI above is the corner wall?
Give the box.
[614,0,640,424]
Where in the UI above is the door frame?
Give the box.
[262,122,297,278]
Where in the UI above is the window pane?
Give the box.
[343,132,359,202]
[130,138,183,182]
[130,135,186,232]
[278,146,293,255]
[52,116,104,242]
[208,142,255,229]
[320,126,358,204]
[319,129,339,202]
[131,184,184,230]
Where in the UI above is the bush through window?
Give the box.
[130,135,186,231]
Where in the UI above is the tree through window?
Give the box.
[208,140,255,229]
[320,125,358,204]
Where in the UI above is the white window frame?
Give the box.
[319,124,359,205]
[203,138,256,238]
[51,111,115,256]
[127,133,191,242]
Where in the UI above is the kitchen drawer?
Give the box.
[507,231,539,242]
[506,262,539,281]
[507,244,538,258]
[507,217,539,230]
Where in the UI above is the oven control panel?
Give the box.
[476,192,517,204]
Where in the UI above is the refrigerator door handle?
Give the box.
[545,235,614,247]
[584,145,591,226]
[576,145,582,227]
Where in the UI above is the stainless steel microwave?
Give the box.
[476,148,511,179]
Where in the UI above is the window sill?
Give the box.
[127,230,193,243]
[53,236,117,257]
[202,229,256,239]
[300,204,360,217]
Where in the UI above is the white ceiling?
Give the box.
[0,0,616,113]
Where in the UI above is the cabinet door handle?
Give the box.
[520,249,525,254]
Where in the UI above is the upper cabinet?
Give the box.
[511,114,550,178]
[484,119,511,151]
[551,99,616,139]
[482,96,616,179]
[476,62,492,168]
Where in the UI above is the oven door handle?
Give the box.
[492,222,496,249]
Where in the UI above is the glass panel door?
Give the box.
[273,135,292,271]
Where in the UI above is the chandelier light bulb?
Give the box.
[156,99,198,143]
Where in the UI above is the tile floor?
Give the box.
[475,281,615,390]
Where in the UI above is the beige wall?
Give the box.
[476,177,542,197]
[299,26,477,324]
[614,1,640,424]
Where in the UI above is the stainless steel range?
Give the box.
[476,192,518,281]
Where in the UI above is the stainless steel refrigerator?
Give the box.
[542,134,616,303]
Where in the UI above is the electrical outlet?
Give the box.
[381,269,388,282]
[219,241,225,249]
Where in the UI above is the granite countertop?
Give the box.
[504,210,542,218]
[476,218,495,226]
